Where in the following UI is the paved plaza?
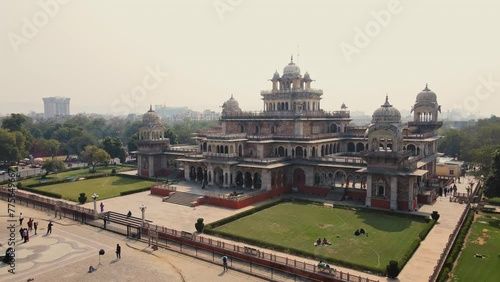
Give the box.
[0,175,477,281]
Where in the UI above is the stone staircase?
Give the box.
[162,192,202,207]
[326,189,345,201]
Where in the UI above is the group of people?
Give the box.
[19,213,53,240]
[314,237,332,246]
[354,228,367,236]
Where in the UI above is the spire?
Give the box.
[382,94,391,107]
[149,104,153,112]
[424,83,430,91]
[290,55,294,63]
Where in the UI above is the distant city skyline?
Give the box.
[1,1,499,120]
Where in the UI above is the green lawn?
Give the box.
[213,202,429,272]
[20,166,133,186]
[32,175,153,202]
[451,213,500,282]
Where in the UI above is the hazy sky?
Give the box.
[1,0,499,119]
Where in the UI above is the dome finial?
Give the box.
[149,104,153,112]
[290,55,293,63]
[231,94,233,98]
[424,83,430,91]
[383,94,391,107]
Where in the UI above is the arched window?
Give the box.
[271,126,275,134]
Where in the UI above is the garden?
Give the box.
[207,200,434,275]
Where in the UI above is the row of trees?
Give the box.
[0,113,217,164]
[438,116,500,197]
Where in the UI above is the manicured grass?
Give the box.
[213,202,429,272]
[32,175,153,202]
[451,213,500,282]
[20,166,132,186]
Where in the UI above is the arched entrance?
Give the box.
[244,172,253,188]
[213,167,223,186]
[253,173,262,189]
[235,171,243,187]
[293,168,305,186]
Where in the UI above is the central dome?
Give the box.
[222,94,241,113]
[282,56,301,78]
[372,96,401,123]
[416,84,437,102]
[142,105,161,127]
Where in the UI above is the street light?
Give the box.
[139,204,147,228]
[92,193,99,214]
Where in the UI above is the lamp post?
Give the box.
[139,204,147,228]
[467,180,474,203]
[92,193,99,214]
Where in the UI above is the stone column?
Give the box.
[251,175,254,189]
[390,176,398,210]
[183,163,190,180]
[148,156,154,177]
[408,178,414,211]
[365,175,372,207]
[261,170,271,191]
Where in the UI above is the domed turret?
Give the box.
[222,94,242,113]
[372,95,401,123]
[282,56,301,79]
[272,70,280,80]
[142,105,162,128]
[303,71,311,81]
[416,84,437,102]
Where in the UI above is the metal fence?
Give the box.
[1,187,379,282]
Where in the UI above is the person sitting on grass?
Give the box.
[315,238,321,246]
[322,238,331,245]
[354,229,360,236]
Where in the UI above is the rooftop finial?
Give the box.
[382,94,391,107]
[149,104,153,111]
[424,83,430,91]
[231,93,233,98]
[290,55,293,63]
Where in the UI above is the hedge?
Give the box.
[486,197,500,206]
[18,186,62,199]
[437,209,474,281]
[120,187,151,196]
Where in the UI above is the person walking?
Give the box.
[46,221,53,235]
[100,202,104,213]
[28,218,33,231]
[23,229,29,243]
[34,222,38,235]
[20,228,24,241]
[19,213,24,226]
[222,255,228,271]
[116,244,121,259]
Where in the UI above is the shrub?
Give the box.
[17,182,23,189]
[431,211,440,221]
[195,218,205,233]
[111,169,117,174]
[386,260,399,278]
[486,197,500,206]
[78,193,87,204]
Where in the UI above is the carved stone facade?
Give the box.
[141,58,443,211]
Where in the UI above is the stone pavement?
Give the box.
[0,174,479,281]
[0,201,267,282]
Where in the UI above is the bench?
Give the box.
[244,246,259,256]
[39,179,48,184]
[318,262,335,272]
[181,231,193,240]
[162,196,170,202]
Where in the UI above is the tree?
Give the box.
[0,128,22,162]
[102,136,126,163]
[484,150,500,198]
[1,113,28,132]
[81,145,110,172]
[41,159,66,177]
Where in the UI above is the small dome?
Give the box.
[222,94,241,113]
[303,71,311,80]
[272,70,280,80]
[416,84,437,102]
[282,56,301,78]
[142,105,162,127]
[372,96,401,123]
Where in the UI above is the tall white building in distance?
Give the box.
[43,97,70,118]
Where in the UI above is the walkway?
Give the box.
[1,174,479,281]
